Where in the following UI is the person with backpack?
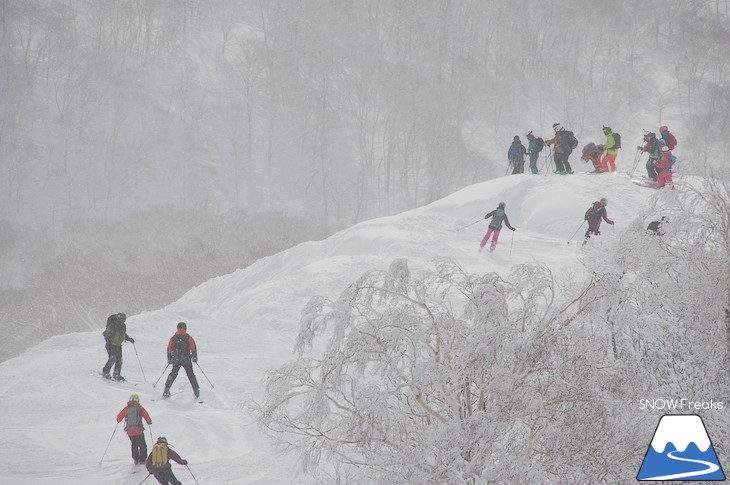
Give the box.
[637,132,661,182]
[647,216,667,235]
[654,145,675,187]
[507,136,527,174]
[581,142,605,172]
[102,312,134,381]
[116,393,153,465]
[526,132,544,174]
[600,126,620,172]
[146,436,188,485]
[163,322,200,399]
[583,198,614,242]
[545,123,576,174]
[479,202,516,252]
[659,125,677,150]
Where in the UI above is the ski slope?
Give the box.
[0,172,661,484]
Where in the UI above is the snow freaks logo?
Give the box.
[637,415,726,481]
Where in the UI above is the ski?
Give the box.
[631,179,660,189]
[90,371,141,386]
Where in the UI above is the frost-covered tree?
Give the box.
[260,259,639,484]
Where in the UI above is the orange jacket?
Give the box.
[116,401,152,436]
[167,329,198,362]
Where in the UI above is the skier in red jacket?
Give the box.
[162,322,200,399]
[116,394,152,465]
[654,146,674,187]
[583,198,614,242]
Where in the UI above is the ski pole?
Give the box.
[195,362,215,388]
[186,464,201,485]
[456,218,483,232]
[99,422,119,465]
[505,160,512,175]
[132,342,147,382]
[509,229,515,257]
[153,364,170,388]
[138,473,152,485]
[631,149,642,176]
[148,423,154,445]
[567,220,585,245]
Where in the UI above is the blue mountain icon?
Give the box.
[638,415,725,481]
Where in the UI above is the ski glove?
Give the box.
[608,221,615,225]
[510,227,515,231]
[192,357,198,363]
[127,337,135,344]
[167,356,172,364]
[181,460,188,465]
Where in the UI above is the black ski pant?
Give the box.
[102,343,123,377]
[164,360,199,394]
[646,157,658,181]
[153,466,182,485]
[554,152,573,172]
[129,433,147,464]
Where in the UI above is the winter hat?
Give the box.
[659,125,668,132]
[513,135,520,142]
[498,202,506,209]
[526,131,534,138]
[602,125,611,133]
[157,437,168,444]
[177,322,187,330]
[129,394,140,402]
[552,123,563,132]
[661,145,670,152]
[600,198,608,205]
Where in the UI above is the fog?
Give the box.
[1,0,728,361]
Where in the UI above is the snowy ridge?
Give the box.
[0,173,659,484]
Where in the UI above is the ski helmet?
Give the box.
[498,202,506,209]
[602,125,611,133]
[129,394,140,402]
[117,312,126,321]
[513,135,520,142]
[659,125,668,132]
[177,322,187,330]
[552,123,562,132]
[600,198,608,205]
[157,437,168,444]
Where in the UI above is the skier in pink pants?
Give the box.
[479,202,515,252]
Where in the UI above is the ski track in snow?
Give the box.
[0,173,664,484]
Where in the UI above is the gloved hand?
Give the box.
[510,227,515,231]
[192,357,198,363]
[127,337,135,344]
[167,357,172,365]
[181,459,188,465]
[608,221,615,225]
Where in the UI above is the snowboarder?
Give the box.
[116,393,152,465]
[146,436,188,485]
[584,198,614,242]
[508,136,527,174]
[526,131,544,174]
[600,126,620,172]
[163,322,200,399]
[637,132,660,182]
[659,125,677,150]
[581,142,605,172]
[654,145,674,188]
[647,216,667,235]
[545,123,576,174]
[102,312,134,381]
[479,202,515,252]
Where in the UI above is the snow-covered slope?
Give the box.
[0,172,659,484]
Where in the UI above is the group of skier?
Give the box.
[102,314,201,484]
[508,123,678,186]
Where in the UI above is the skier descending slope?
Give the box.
[146,436,188,485]
[116,393,152,465]
[583,198,614,243]
[479,202,516,252]
[162,322,200,399]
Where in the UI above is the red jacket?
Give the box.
[655,151,673,171]
[116,401,152,436]
[167,329,198,362]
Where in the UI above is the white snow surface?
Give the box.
[0,172,658,484]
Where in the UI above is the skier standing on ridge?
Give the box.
[116,393,152,465]
[526,131,544,174]
[102,312,134,381]
[583,198,614,242]
[545,123,577,174]
[479,202,515,252]
[600,126,620,172]
[146,436,188,485]
[654,145,675,188]
[507,136,527,174]
[162,322,200,399]
[637,132,661,182]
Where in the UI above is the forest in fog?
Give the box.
[1,0,729,360]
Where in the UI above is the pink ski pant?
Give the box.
[480,227,501,250]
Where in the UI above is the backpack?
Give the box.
[170,334,190,360]
[582,142,597,158]
[535,137,545,152]
[151,442,168,467]
[612,132,621,149]
[124,404,143,433]
[562,130,578,151]
[584,201,602,221]
[489,209,506,230]
[668,154,677,170]
[666,133,677,150]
